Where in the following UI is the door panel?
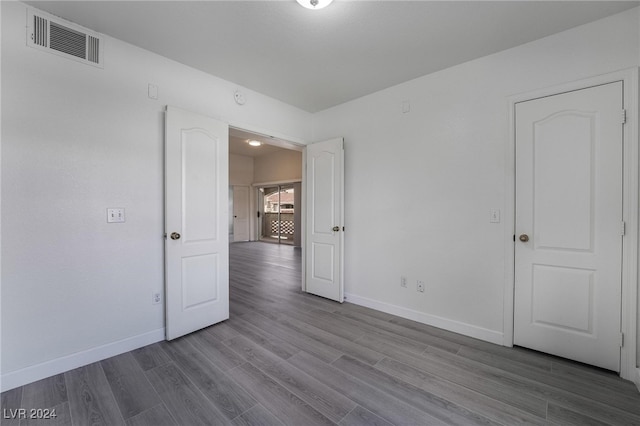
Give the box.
[305,138,344,302]
[165,106,229,340]
[531,265,593,333]
[311,152,335,234]
[533,112,594,251]
[182,254,219,309]
[514,82,623,371]
[183,130,218,242]
[311,242,334,281]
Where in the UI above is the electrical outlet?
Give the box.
[417,280,425,292]
[152,292,162,305]
[400,276,407,288]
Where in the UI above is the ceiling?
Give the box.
[229,128,303,157]
[26,1,639,113]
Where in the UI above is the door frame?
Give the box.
[504,68,638,381]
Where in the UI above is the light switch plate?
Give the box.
[107,208,125,223]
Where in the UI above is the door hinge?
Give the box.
[621,221,626,236]
[620,332,624,347]
[622,109,627,124]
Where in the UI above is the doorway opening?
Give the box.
[227,126,304,295]
[228,127,303,246]
[228,129,345,303]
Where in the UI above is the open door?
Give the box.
[165,106,229,340]
[232,185,250,242]
[305,138,344,302]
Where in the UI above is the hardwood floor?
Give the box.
[3,241,640,425]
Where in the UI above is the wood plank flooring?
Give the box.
[3,241,639,425]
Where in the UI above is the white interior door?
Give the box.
[232,185,250,242]
[165,106,229,340]
[305,138,344,302]
[514,82,623,371]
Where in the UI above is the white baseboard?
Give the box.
[1,328,165,392]
[344,293,504,345]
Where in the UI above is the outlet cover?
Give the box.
[417,280,425,292]
[490,209,501,223]
[148,83,159,100]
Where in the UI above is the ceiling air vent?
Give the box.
[27,9,104,68]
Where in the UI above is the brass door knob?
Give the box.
[519,234,529,242]
[170,232,181,240]
[332,226,340,232]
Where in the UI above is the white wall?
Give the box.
[253,149,302,184]
[1,1,312,389]
[313,8,640,348]
[637,6,640,385]
[230,154,254,185]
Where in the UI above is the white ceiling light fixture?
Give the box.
[248,140,262,147]
[296,0,333,10]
